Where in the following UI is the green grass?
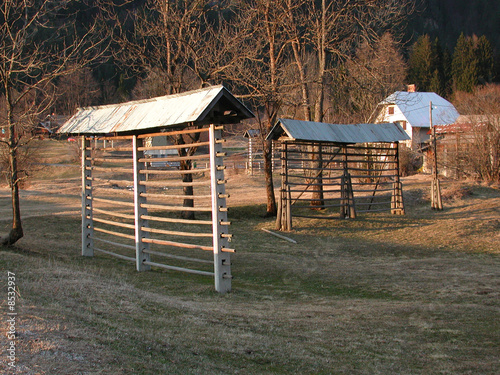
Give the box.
[0,163,499,374]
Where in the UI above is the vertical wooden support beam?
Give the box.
[392,142,405,215]
[248,137,253,175]
[209,125,231,293]
[133,136,151,271]
[277,141,290,231]
[82,136,93,257]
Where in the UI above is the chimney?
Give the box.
[407,84,416,93]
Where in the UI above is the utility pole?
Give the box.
[430,101,443,210]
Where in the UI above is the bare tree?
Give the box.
[452,84,500,182]
[0,0,107,245]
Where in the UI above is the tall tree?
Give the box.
[452,33,478,93]
[347,32,407,121]
[0,0,106,245]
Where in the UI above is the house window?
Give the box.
[388,106,394,115]
[401,121,407,130]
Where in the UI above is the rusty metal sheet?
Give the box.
[267,119,411,143]
[58,86,253,135]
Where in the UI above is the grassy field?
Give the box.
[0,139,499,374]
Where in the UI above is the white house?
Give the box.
[371,89,460,149]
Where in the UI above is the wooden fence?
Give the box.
[81,125,232,293]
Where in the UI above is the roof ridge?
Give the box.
[77,85,225,111]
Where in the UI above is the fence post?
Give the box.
[82,136,94,256]
[133,135,151,271]
[209,124,232,293]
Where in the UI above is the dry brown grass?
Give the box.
[0,140,499,374]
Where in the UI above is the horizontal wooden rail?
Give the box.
[142,249,213,264]
[141,203,212,212]
[86,157,133,163]
[141,214,212,225]
[142,238,213,251]
[355,201,391,206]
[91,197,135,207]
[142,260,214,277]
[351,187,393,193]
[93,187,135,197]
[92,217,135,230]
[357,207,392,213]
[288,182,341,187]
[86,166,133,174]
[88,146,133,152]
[87,177,133,186]
[96,135,134,141]
[138,154,208,163]
[287,174,343,180]
[141,226,212,238]
[137,127,209,139]
[139,180,211,188]
[93,227,135,240]
[93,208,135,220]
[94,247,136,262]
[293,214,338,220]
[90,236,135,250]
[140,192,212,201]
[140,168,210,175]
[138,141,210,151]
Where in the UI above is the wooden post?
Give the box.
[133,136,151,271]
[430,101,443,210]
[346,172,356,219]
[286,185,292,231]
[392,142,405,215]
[248,137,253,175]
[82,136,94,257]
[209,124,231,293]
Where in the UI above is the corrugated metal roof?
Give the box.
[267,119,410,143]
[382,91,459,127]
[58,85,254,135]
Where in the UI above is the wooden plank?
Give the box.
[87,166,133,174]
[93,227,136,240]
[138,141,210,151]
[92,216,135,230]
[140,192,212,200]
[141,214,212,225]
[140,168,210,175]
[141,203,212,212]
[93,208,135,220]
[90,236,136,250]
[142,261,214,277]
[142,237,213,251]
[139,179,211,188]
[261,229,297,244]
[137,127,210,139]
[87,177,133,185]
[138,153,208,163]
[94,247,136,262]
[142,249,213,264]
[141,226,212,238]
[91,197,135,207]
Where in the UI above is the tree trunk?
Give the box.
[264,137,277,216]
[3,123,24,245]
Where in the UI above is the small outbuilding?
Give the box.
[267,119,410,231]
[58,86,254,293]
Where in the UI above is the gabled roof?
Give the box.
[58,85,254,135]
[267,119,410,144]
[380,91,459,127]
